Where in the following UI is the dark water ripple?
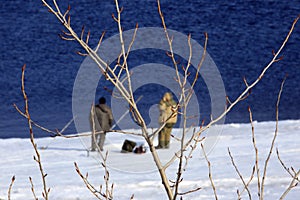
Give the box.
[0,0,299,138]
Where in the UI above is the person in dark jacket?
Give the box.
[89,97,113,151]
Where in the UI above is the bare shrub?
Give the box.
[11,0,299,199]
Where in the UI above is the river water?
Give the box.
[0,0,299,138]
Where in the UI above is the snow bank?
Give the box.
[0,120,299,199]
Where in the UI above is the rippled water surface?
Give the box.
[0,0,299,138]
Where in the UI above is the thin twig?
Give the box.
[202,144,218,200]
[14,104,57,135]
[177,186,202,196]
[14,103,74,137]
[279,170,300,200]
[114,0,136,118]
[74,161,114,200]
[260,76,286,199]
[21,64,49,199]
[74,162,103,200]
[29,177,38,200]
[276,147,300,199]
[95,31,106,53]
[125,23,138,59]
[7,176,15,200]
[240,166,255,199]
[16,97,140,139]
[228,148,252,200]
[248,107,261,198]
[187,32,208,103]
[157,0,182,88]
[276,148,299,180]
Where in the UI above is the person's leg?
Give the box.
[91,131,97,151]
[98,132,106,151]
[164,127,170,149]
[164,123,174,148]
[156,128,166,149]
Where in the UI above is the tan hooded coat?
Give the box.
[158,92,178,125]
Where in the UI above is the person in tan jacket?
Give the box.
[89,97,113,151]
[156,92,178,149]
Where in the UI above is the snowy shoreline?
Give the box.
[1,120,299,199]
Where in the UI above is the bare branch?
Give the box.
[52,0,61,14]
[276,148,300,199]
[276,148,299,181]
[95,31,106,53]
[260,76,286,199]
[80,25,85,40]
[42,0,134,104]
[228,148,252,200]
[243,76,249,87]
[202,144,218,200]
[111,13,118,22]
[21,64,49,199]
[240,166,255,198]
[86,30,91,44]
[61,29,73,36]
[248,106,261,198]
[14,103,57,135]
[58,33,75,41]
[181,33,193,89]
[76,51,88,56]
[178,186,202,196]
[54,129,142,138]
[14,103,74,137]
[29,177,38,200]
[157,0,182,89]
[279,170,300,200]
[194,15,299,148]
[187,32,208,103]
[125,23,138,60]
[63,5,71,20]
[7,176,15,200]
[74,162,103,200]
[67,14,71,26]
[39,1,300,199]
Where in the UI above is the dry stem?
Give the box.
[228,148,252,200]
[276,140,300,199]
[279,170,300,199]
[276,148,300,181]
[7,176,15,200]
[248,107,261,198]
[74,162,103,200]
[29,177,38,200]
[260,76,286,199]
[202,144,218,200]
[21,64,50,199]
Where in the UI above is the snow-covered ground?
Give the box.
[1,120,299,200]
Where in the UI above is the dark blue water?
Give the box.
[0,0,299,138]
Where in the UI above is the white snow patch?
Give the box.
[0,120,299,199]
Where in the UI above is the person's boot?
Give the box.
[164,141,170,149]
[155,141,164,149]
[91,144,96,151]
[98,143,104,151]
